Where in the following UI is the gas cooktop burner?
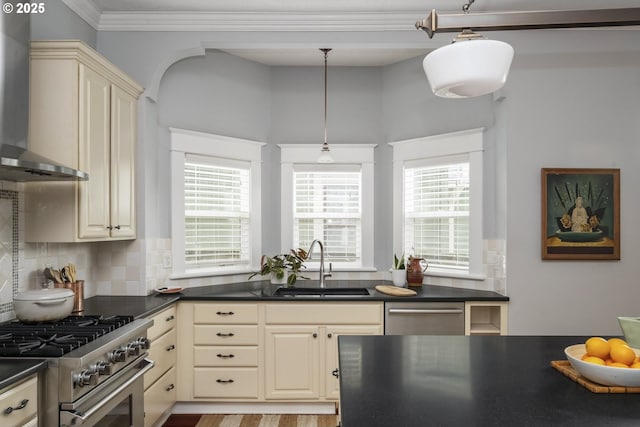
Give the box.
[0,315,134,357]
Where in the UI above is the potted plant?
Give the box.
[391,253,406,287]
[249,249,309,286]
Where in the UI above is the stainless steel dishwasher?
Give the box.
[384,302,465,335]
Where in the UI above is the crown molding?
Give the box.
[61,0,101,29]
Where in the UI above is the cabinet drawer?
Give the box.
[265,303,382,324]
[194,325,258,345]
[193,303,258,324]
[145,329,177,389]
[144,366,176,427]
[193,368,258,398]
[194,346,258,367]
[0,375,38,427]
[147,306,177,341]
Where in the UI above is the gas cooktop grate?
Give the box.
[0,315,134,357]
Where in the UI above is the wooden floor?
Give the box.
[162,414,339,427]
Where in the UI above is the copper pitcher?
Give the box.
[406,256,428,286]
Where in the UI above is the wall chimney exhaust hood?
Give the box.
[2,13,88,182]
[0,144,88,181]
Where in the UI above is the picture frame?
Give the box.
[541,168,620,260]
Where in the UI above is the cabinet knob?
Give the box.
[327,333,333,338]
[3,399,29,415]
[312,333,318,338]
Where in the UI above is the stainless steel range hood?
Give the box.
[0,144,88,181]
[1,13,88,182]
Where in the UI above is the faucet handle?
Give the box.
[324,263,333,279]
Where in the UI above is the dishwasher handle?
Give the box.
[387,308,463,315]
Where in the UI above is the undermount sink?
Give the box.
[272,287,370,297]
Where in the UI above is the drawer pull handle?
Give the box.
[216,379,235,384]
[166,344,176,351]
[166,384,175,392]
[217,353,235,359]
[4,399,29,415]
[216,311,235,316]
[166,315,175,322]
[332,369,340,378]
[216,332,235,337]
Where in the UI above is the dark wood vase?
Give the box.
[406,256,428,286]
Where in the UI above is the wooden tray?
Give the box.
[551,360,640,393]
[375,285,417,297]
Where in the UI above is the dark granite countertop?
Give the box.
[0,359,47,390]
[79,280,507,319]
[338,335,639,427]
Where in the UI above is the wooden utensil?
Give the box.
[375,285,417,296]
[67,264,77,282]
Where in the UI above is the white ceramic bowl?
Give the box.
[565,344,640,387]
[14,288,74,322]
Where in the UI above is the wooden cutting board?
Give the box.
[375,285,417,297]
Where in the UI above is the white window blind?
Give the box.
[184,154,251,269]
[405,160,470,272]
[293,167,362,265]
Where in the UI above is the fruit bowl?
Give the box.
[565,344,640,387]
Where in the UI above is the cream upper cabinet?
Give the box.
[25,40,143,242]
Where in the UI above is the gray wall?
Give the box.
[31,0,96,48]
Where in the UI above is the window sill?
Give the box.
[170,268,254,280]
[304,267,378,272]
[425,270,486,281]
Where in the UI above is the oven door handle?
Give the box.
[64,358,154,425]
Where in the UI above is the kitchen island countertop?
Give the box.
[0,359,47,390]
[338,335,638,427]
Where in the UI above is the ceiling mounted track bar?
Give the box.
[416,8,640,38]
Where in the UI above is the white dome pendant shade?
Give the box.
[423,38,514,98]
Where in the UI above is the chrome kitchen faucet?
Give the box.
[307,239,332,288]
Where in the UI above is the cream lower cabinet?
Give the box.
[264,303,382,401]
[465,301,509,335]
[177,302,260,401]
[144,305,177,427]
[25,40,142,242]
[0,374,38,427]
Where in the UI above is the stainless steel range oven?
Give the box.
[0,315,153,427]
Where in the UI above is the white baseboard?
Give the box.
[172,401,336,414]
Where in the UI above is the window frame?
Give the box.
[279,144,377,271]
[170,127,265,278]
[390,128,484,279]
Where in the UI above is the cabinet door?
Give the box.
[264,325,320,399]
[324,325,382,400]
[110,85,137,239]
[78,64,111,239]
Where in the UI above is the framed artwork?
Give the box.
[541,168,620,260]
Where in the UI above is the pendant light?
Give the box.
[416,2,640,98]
[317,48,335,163]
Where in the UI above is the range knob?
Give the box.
[134,337,151,350]
[125,342,141,356]
[73,369,99,388]
[93,360,112,376]
[108,348,127,363]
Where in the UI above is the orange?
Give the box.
[609,362,630,368]
[631,362,640,369]
[585,337,610,359]
[608,338,629,348]
[610,344,636,366]
[583,356,606,365]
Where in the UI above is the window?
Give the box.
[170,128,264,277]
[391,129,483,278]
[280,144,376,270]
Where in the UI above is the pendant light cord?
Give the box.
[321,48,331,148]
